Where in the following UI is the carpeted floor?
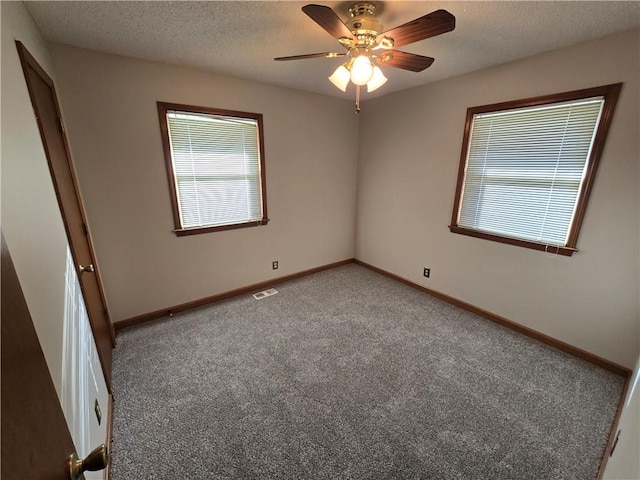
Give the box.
[110,264,625,479]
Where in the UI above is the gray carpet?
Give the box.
[110,264,624,479]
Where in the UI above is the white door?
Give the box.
[62,246,110,479]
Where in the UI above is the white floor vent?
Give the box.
[253,288,278,300]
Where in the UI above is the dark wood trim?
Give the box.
[118,255,632,378]
[465,83,623,118]
[256,105,268,229]
[156,102,182,231]
[450,101,474,229]
[596,378,631,480]
[450,83,623,255]
[115,259,355,331]
[566,83,622,248]
[448,226,577,256]
[15,41,116,346]
[353,259,631,377]
[104,393,114,480]
[156,101,268,235]
[15,41,115,391]
[174,218,270,236]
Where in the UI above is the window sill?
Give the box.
[448,225,577,257]
[174,219,269,237]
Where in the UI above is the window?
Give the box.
[157,102,268,236]
[450,84,621,256]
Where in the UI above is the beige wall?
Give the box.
[50,30,639,366]
[1,1,68,395]
[48,44,359,322]
[356,28,640,369]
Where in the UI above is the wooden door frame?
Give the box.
[15,40,115,387]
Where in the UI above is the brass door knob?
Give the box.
[78,264,95,273]
[69,444,109,479]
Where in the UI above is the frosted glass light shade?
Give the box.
[367,66,387,93]
[328,65,350,92]
[350,55,374,86]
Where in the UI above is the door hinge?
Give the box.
[82,222,89,236]
[58,116,65,133]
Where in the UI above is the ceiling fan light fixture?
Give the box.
[328,65,350,92]
[366,66,387,92]
[350,55,374,86]
[278,3,456,112]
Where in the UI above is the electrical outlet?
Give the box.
[423,268,430,278]
[272,260,279,270]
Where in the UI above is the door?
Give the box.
[62,245,111,480]
[1,232,79,479]
[15,41,115,388]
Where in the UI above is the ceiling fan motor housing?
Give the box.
[348,3,383,48]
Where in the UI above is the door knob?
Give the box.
[78,264,95,273]
[69,444,109,479]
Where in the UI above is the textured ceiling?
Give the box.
[26,1,640,100]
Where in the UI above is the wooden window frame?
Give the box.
[449,83,622,256]
[157,102,269,237]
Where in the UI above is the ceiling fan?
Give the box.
[275,3,456,113]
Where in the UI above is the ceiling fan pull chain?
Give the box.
[355,85,361,114]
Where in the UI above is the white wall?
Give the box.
[48,44,359,322]
[356,28,640,369]
[1,1,68,395]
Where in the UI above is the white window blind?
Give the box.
[457,97,604,246]
[166,110,263,229]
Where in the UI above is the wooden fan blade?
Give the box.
[302,4,354,40]
[375,51,435,72]
[380,9,455,48]
[274,52,347,61]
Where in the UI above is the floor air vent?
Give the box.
[253,288,278,300]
